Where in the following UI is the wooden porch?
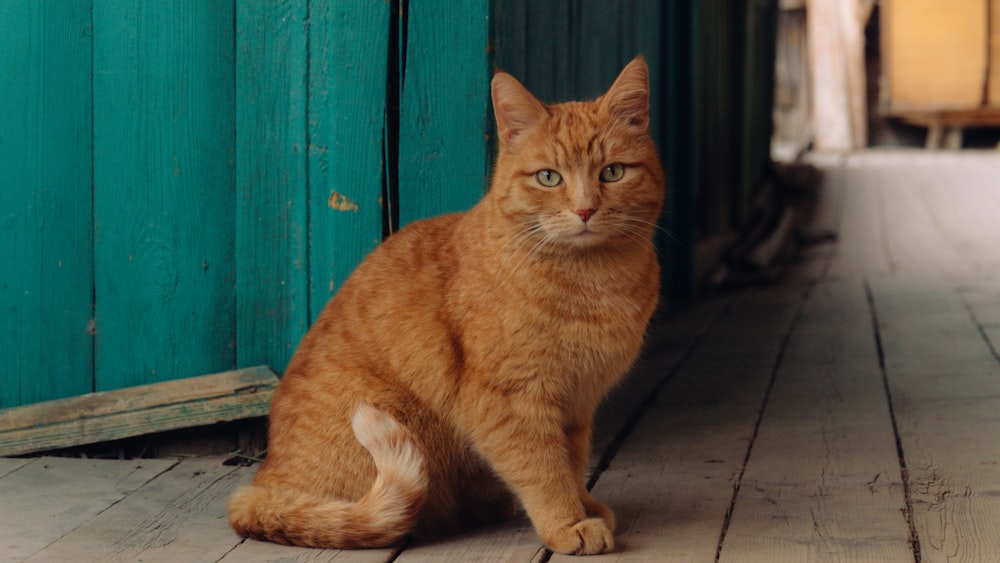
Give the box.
[4,151,1000,561]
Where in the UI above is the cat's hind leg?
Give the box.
[228,403,428,548]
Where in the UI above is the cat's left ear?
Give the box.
[602,56,650,134]
[492,70,547,150]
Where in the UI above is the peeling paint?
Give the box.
[328,191,359,212]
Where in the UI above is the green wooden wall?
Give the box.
[0,0,776,409]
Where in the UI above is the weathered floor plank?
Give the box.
[718,279,913,562]
[0,457,31,478]
[27,457,248,562]
[824,163,891,279]
[221,537,397,563]
[0,457,175,561]
[870,276,1000,562]
[393,519,544,563]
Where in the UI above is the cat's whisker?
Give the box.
[617,215,687,249]
[496,220,548,277]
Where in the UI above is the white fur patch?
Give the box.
[351,404,426,492]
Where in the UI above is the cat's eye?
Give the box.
[600,163,625,183]
[535,169,563,187]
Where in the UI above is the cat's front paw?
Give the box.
[582,496,615,533]
[544,518,614,555]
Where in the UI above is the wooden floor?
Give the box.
[4,151,1000,562]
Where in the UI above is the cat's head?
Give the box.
[488,56,665,252]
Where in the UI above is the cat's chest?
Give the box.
[496,273,652,367]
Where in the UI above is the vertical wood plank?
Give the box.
[0,1,94,407]
[575,0,623,100]
[808,0,866,150]
[660,0,698,303]
[398,0,491,227]
[93,1,236,390]
[307,0,390,317]
[630,1,665,147]
[235,0,309,373]
[525,1,574,103]
[491,0,528,91]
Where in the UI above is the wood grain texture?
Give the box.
[92,1,237,390]
[307,0,390,316]
[394,520,544,563]
[870,277,1000,561]
[0,367,278,456]
[0,457,175,561]
[0,458,31,479]
[235,0,310,374]
[575,0,625,100]
[718,280,912,562]
[29,458,248,562]
[0,0,94,407]
[398,0,491,227]
[221,538,397,563]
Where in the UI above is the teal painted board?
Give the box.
[493,0,573,104]
[575,0,626,100]
[92,1,237,390]
[660,0,698,303]
[526,1,575,103]
[629,1,665,148]
[0,1,94,407]
[738,0,778,226]
[697,0,735,234]
[307,0,390,318]
[235,0,309,374]
[398,0,492,227]
[492,0,529,91]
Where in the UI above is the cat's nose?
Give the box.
[575,208,597,222]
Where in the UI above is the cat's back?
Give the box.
[284,211,467,384]
[314,210,464,320]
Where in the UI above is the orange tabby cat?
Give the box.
[228,56,664,555]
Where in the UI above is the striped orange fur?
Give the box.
[228,56,664,555]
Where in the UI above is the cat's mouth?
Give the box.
[564,224,605,246]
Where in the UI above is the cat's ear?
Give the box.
[492,71,547,149]
[602,56,650,134]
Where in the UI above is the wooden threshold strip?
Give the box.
[0,366,278,456]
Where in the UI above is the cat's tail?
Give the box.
[228,403,428,548]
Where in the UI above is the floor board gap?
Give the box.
[963,300,1000,367]
[712,286,811,562]
[864,279,923,563]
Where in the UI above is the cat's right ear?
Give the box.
[491,72,546,150]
